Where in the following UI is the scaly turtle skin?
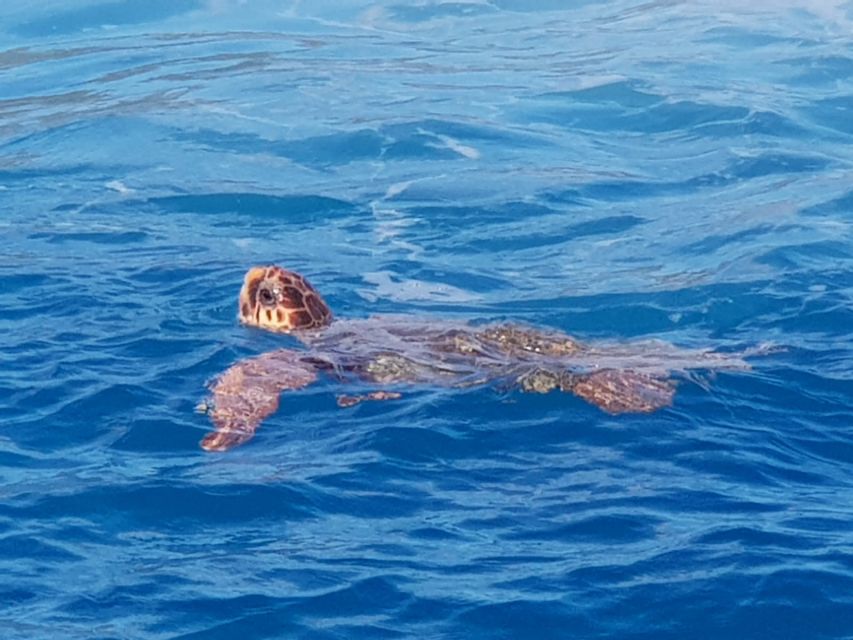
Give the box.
[200,265,749,452]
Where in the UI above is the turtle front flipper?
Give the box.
[200,349,317,452]
[567,369,675,414]
[336,390,403,408]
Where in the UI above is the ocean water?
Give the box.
[2,0,853,637]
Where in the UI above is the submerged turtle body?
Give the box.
[200,265,750,452]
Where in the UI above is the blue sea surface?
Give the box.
[2,1,853,638]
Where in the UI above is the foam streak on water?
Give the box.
[1,1,852,638]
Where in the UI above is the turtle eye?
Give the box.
[258,288,276,307]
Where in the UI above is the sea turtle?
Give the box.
[199,265,753,452]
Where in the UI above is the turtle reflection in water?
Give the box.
[199,265,756,452]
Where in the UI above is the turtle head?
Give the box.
[238,265,332,333]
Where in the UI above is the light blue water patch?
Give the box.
[11,1,204,37]
[1,1,853,638]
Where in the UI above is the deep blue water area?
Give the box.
[2,1,853,638]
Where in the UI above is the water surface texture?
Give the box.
[2,1,853,638]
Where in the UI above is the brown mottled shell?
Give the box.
[239,265,332,333]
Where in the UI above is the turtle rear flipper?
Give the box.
[200,349,317,452]
[569,369,675,414]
